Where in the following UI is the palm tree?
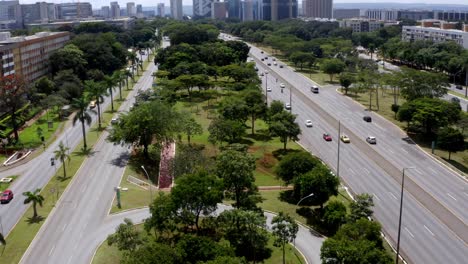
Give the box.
[128,52,139,76]
[23,188,44,218]
[116,71,126,101]
[54,141,70,179]
[125,70,133,90]
[72,96,93,150]
[104,74,118,112]
[85,80,107,129]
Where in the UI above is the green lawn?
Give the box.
[0,175,18,192]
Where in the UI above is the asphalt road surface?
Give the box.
[250,44,468,263]
[20,58,158,264]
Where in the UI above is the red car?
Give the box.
[1,189,13,204]
[323,133,332,141]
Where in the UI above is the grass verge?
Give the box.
[0,175,18,192]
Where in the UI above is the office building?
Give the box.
[110,1,120,18]
[56,2,93,19]
[25,17,135,30]
[0,0,19,21]
[212,1,227,19]
[242,0,254,21]
[171,0,183,20]
[402,22,468,49]
[263,0,297,21]
[136,4,142,14]
[333,8,360,19]
[101,6,110,18]
[304,0,332,19]
[227,0,240,19]
[433,10,468,22]
[127,2,136,17]
[339,18,385,33]
[157,3,165,17]
[365,9,398,21]
[21,2,56,25]
[0,31,70,82]
[193,0,212,18]
[398,10,433,21]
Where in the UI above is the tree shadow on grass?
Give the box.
[73,147,96,157]
[127,150,160,185]
[26,215,45,224]
[442,158,468,174]
[58,175,70,182]
[272,149,301,160]
[245,133,272,142]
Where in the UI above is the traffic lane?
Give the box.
[443,93,468,112]
[260,63,468,264]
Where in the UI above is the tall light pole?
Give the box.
[141,165,153,203]
[296,193,314,206]
[396,167,415,264]
[337,120,341,178]
[264,71,269,105]
[289,85,292,113]
[50,157,59,203]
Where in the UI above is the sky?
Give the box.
[15,0,468,9]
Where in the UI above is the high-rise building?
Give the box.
[333,8,360,19]
[193,0,212,18]
[101,6,110,18]
[263,0,297,21]
[227,0,240,19]
[398,10,433,21]
[0,31,70,83]
[56,2,93,19]
[136,4,143,14]
[157,3,165,17]
[365,9,398,21]
[304,0,332,19]
[21,2,56,24]
[170,0,183,20]
[127,2,136,17]
[339,18,385,33]
[433,10,468,22]
[110,1,120,18]
[242,0,254,21]
[212,0,227,19]
[0,0,19,21]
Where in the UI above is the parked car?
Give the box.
[323,133,332,141]
[280,83,285,88]
[451,97,461,103]
[311,86,319,93]
[305,120,313,127]
[285,103,291,110]
[366,136,377,144]
[363,116,372,122]
[1,190,13,204]
[340,135,350,143]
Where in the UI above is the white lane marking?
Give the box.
[67,255,74,264]
[363,168,370,174]
[348,168,355,174]
[49,245,55,256]
[429,168,437,174]
[81,185,86,193]
[401,148,408,154]
[405,227,415,238]
[388,149,394,154]
[413,169,422,174]
[79,231,83,239]
[447,193,457,201]
[372,193,380,201]
[424,225,435,236]
[388,192,398,200]
[62,223,67,231]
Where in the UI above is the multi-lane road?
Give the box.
[245,41,468,263]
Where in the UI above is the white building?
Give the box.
[157,3,165,17]
[170,0,183,19]
[339,18,384,33]
[110,1,120,18]
[127,2,136,17]
[402,23,468,49]
[365,9,398,21]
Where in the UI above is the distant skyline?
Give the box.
[15,0,468,9]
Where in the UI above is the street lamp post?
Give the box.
[265,74,268,105]
[396,167,415,264]
[141,165,153,203]
[337,120,341,179]
[50,157,59,203]
[289,85,292,113]
[296,193,314,206]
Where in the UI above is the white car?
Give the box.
[305,120,313,127]
[267,87,272,92]
[280,83,285,88]
[111,118,119,124]
[366,136,377,144]
[285,103,291,110]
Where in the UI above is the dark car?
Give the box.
[267,63,271,66]
[456,85,463,90]
[1,190,14,204]
[279,65,284,68]
[261,51,264,54]
[323,133,332,141]
[363,116,372,122]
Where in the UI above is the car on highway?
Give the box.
[311,85,319,93]
[272,58,276,61]
[1,189,14,204]
[89,100,96,109]
[340,135,350,143]
[261,58,264,61]
[261,51,264,54]
[254,67,258,71]
[323,133,332,141]
[260,72,264,76]
[267,87,272,92]
[267,63,271,66]
[451,97,460,103]
[366,136,377,144]
[265,56,268,60]
[305,120,313,127]
[279,65,284,68]
[273,61,277,66]
[456,85,463,90]
[363,116,372,122]
[280,83,285,88]
[285,103,291,110]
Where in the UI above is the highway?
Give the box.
[19,58,158,264]
[248,44,468,263]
